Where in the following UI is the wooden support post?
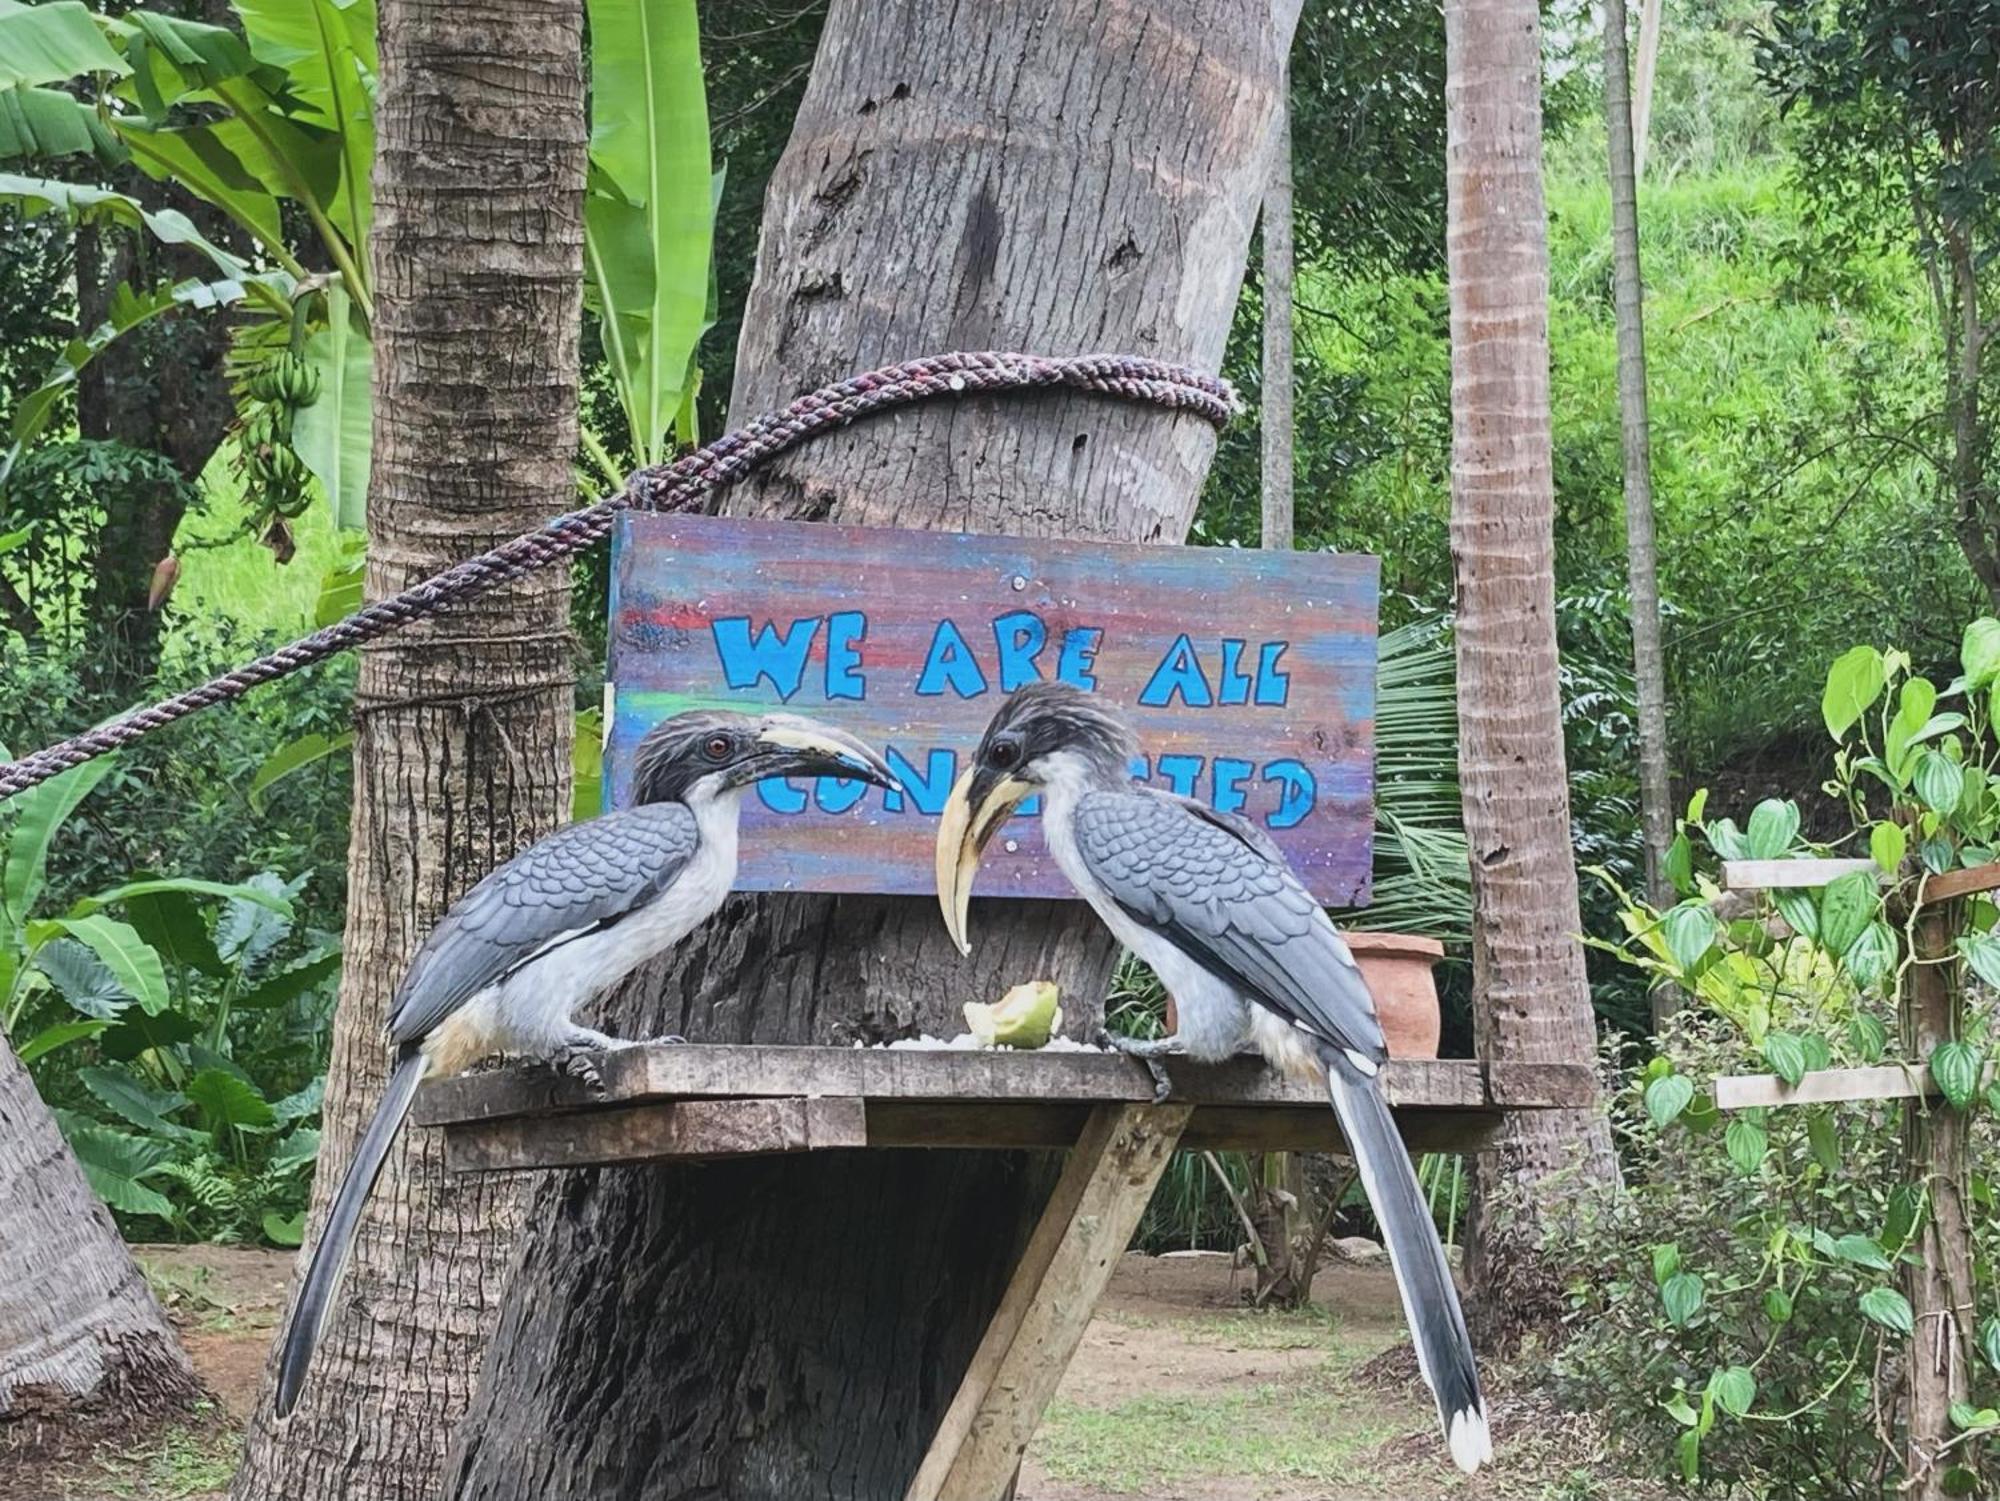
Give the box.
[906,1102,1194,1501]
[1903,897,1974,1500]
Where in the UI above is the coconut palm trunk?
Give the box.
[0,1029,199,1422]
[1442,0,1618,1344]
[227,2,586,1497]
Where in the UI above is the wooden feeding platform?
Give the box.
[416,1042,1592,1498]
[413,1042,1599,1172]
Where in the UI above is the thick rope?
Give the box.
[0,352,1233,801]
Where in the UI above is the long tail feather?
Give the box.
[1324,1060,1490,1473]
[274,1044,428,1419]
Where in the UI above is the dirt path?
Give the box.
[9,1245,1631,1500]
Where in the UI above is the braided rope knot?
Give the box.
[0,351,1231,801]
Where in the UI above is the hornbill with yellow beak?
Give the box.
[274,709,896,1418]
[936,683,1489,1472]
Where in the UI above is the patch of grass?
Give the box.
[91,1413,239,1499]
[136,1260,241,1334]
[1033,1371,1441,1496]
[1176,1303,1362,1353]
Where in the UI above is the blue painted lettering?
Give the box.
[914,619,989,698]
[1254,641,1291,705]
[992,611,1047,692]
[883,747,956,815]
[712,616,819,700]
[1212,757,1253,815]
[1156,754,1204,797]
[824,610,866,700]
[1263,760,1315,828]
[1055,626,1103,690]
[1138,634,1214,708]
[1218,639,1253,705]
[756,777,808,815]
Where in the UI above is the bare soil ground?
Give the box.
[4,1245,1645,1501]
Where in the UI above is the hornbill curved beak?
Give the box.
[732,714,901,792]
[935,763,1035,956]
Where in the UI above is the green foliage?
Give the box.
[1756,0,2000,602]
[1567,621,2000,1492]
[1,0,719,525]
[1,756,334,1243]
[583,0,717,467]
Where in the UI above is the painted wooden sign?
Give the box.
[607,515,1379,903]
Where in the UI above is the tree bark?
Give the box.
[73,208,236,694]
[1442,0,1617,1348]
[0,1028,199,1421]
[444,4,1295,1496]
[1261,73,1295,553]
[228,3,585,1499]
[1901,900,1973,1501]
[1630,0,1663,180]
[1601,0,1676,1018]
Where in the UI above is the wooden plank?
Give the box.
[904,1103,1193,1501]
[433,1098,1505,1172]
[609,513,1380,904]
[440,1097,865,1172]
[415,1043,1595,1126]
[1713,1065,1930,1111]
[1721,858,1877,891]
[1920,861,2000,905]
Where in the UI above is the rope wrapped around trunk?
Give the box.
[0,351,1234,801]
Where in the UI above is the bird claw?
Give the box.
[1094,1028,1180,1104]
[552,1044,607,1097]
[645,1033,687,1046]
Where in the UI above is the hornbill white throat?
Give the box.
[935,682,1490,1473]
[274,710,896,1419]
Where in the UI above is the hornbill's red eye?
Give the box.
[704,735,732,760]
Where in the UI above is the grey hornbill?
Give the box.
[936,683,1490,1473]
[274,709,896,1418]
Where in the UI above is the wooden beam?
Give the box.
[904,1103,1193,1501]
[1714,1065,1932,1111]
[441,1097,865,1173]
[415,1044,1598,1127]
[1920,861,2000,905]
[439,1097,1507,1172]
[1721,858,1877,891]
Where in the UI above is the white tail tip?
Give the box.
[1448,1405,1492,1473]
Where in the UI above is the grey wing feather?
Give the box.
[1074,788,1385,1062]
[385,802,699,1044]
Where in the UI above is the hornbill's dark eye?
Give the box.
[704,734,732,761]
[989,739,1020,769]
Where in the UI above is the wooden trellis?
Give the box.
[1706,855,2000,1495]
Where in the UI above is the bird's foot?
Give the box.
[1095,1028,1182,1104]
[551,1042,607,1097]
[643,1033,687,1046]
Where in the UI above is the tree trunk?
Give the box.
[0,1029,199,1421]
[1442,0,1616,1349]
[1945,237,1999,609]
[444,5,1295,1496]
[73,181,239,694]
[227,4,585,1499]
[1601,0,1676,1020]
[1261,74,1295,553]
[1630,0,1663,180]
[1901,900,1973,1501]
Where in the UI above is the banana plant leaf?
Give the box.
[292,282,371,529]
[0,0,128,85]
[583,0,712,464]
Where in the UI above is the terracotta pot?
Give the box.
[1341,931,1444,1060]
[1157,930,1444,1061]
